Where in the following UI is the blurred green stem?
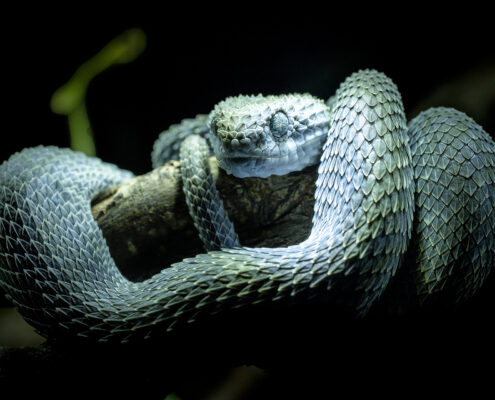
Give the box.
[68,103,95,156]
[50,28,146,156]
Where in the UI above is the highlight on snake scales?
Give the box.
[0,70,494,343]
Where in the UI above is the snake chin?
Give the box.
[211,130,328,178]
[216,151,320,178]
[216,156,284,178]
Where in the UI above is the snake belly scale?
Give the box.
[0,70,493,343]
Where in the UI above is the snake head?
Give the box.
[208,94,330,178]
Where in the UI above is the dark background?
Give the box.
[1,12,494,399]
[3,15,494,173]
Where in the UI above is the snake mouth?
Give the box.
[216,156,272,178]
[217,150,322,178]
[210,127,328,178]
[223,155,286,162]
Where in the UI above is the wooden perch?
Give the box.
[91,158,317,281]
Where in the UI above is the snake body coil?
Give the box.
[0,70,494,343]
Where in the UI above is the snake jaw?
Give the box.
[211,132,329,178]
[208,93,330,178]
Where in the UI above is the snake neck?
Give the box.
[306,70,414,313]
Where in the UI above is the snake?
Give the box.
[0,70,494,343]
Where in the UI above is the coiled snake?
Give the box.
[0,70,494,343]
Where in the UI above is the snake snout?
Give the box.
[208,94,331,178]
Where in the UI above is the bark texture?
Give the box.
[92,158,316,281]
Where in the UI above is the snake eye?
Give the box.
[269,111,289,137]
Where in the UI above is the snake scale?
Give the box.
[0,70,494,343]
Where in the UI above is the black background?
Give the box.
[3,13,494,172]
[1,10,494,399]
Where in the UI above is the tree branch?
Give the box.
[91,158,317,281]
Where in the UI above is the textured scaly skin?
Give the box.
[179,134,240,250]
[158,93,330,250]
[151,114,210,168]
[0,70,493,343]
[408,107,495,306]
[151,115,239,250]
[154,94,330,251]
